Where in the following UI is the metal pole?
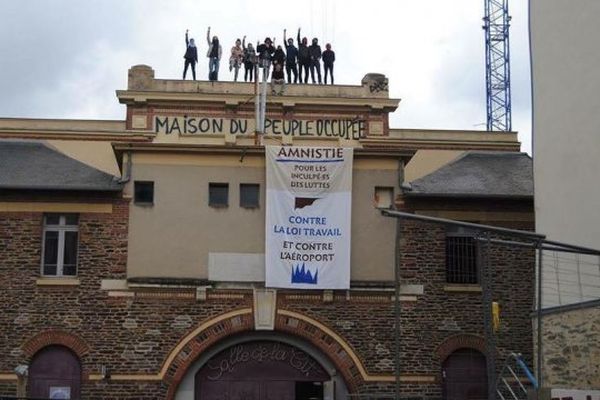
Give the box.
[260,62,268,133]
[254,59,260,137]
[381,209,545,240]
[394,217,401,400]
[536,243,543,394]
[476,238,600,256]
[481,232,496,400]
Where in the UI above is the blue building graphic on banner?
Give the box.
[291,263,318,284]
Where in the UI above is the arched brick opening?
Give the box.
[163,309,363,400]
[22,330,90,360]
[435,334,486,362]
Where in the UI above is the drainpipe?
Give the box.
[118,150,132,184]
[394,158,404,400]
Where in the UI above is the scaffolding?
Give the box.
[483,0,512,132]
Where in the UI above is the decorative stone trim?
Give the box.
[435,334,486,362]
[276,309,370,391]
[0,202,112,213]
[36,278,80,286]
[443,284,483,293]
[22,330,90,359]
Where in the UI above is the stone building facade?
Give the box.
[0,66,534,400]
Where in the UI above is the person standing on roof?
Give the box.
[308,37,322,84]
[322,43,335,85]
[273,45,286,71]
[183,29,198,80]
[257,37,275,80]
[297,28,310,83]
[206,26,222,81]
[283,29,298,84]
[242,36,256,82]
[229,38,244,82]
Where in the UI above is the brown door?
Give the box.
[28,346,81,399]
[195,341,329,400]
[442,348,487,400]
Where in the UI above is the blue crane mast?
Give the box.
[483,0,512,131]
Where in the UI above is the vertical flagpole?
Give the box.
[260,62,268,140]
[254,54,260,145]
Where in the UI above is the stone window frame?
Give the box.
[41,214,79,277]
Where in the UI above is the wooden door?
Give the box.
[442,348,487,400]
[28,346,81,399]
[195,341,329,400]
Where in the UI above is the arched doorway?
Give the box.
[28,345,81,399]
[175,333,348,400]
[442,348,487,400]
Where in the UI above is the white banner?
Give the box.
[265,146,353,289]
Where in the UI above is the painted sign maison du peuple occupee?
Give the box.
[154,115,367,140]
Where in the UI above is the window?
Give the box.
[42,214,79,277]
[240,184,260,208]
[445,227,478,284]
[374,187,394,209]
[134,181,154,204]
[209,183,229,207]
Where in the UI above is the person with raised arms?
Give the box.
[183,29,198,80]
[229,38,244,82]
[283,29,298,84]
[242,36,256,82]
[206,26,222,81]
[297,28,310,83]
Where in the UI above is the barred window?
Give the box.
[42,214,79,277]
[446,227,478,284]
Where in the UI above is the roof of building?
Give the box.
[404,151,533,198]
[0,141,122,191]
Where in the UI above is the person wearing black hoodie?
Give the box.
[308,37,322,84]
[297,28,310,83]
[283,29,298,83]
[273,45,286,70]
[257,37,275,80]
[322,43,335,85]
[183,29,198,80]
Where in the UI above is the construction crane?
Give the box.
[483,0,512,132]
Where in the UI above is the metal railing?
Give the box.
[495,352,538,400]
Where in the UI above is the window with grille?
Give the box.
[41,214,79,277]
[445,228,478,284]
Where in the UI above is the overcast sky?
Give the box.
[0,0,531,152]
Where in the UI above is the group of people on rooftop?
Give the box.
[183,28,336,86]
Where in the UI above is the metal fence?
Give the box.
[381,209,600,400]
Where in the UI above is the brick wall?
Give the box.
[0,196,535,400]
